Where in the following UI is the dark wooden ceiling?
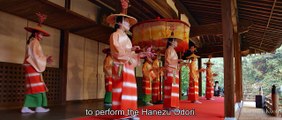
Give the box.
[89,0,176,21]
[0,0,281,57]
[238,0,282,53]
[179,0,282,57]
[181,0,222,25]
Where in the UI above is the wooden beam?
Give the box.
[198,58,202,96]
[239,56,243,101]
[239,9,271,18]
[235,29,242,103]
[128,4,152,20]
[260,0,276,48]
[64,0,70,9]
[222,0,235,118]
[190,36,202,48]
[238,2,272,11]
[233,0,243,103]
[130,0,158,19]
[143,0,178,18]
[249,46,271,52]
[190,19,252,37]
[190,10,221,15]
[173,0,199,26]
[185,3,221,10]
[238,0,274,9]
[246,37,276,43]
[89,0,116,12]
[239,7,271,15]
[59,0,70,105]
[183,0,221,8]
[59,30,69,105]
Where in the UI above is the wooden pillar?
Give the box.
[198,58,202,97]
[65,0,70,10]
[272,85,279,117]
[235,32,242,102]
[59,0,70,105]
[222,0,235,118]
[239,57,243,100]
[59,30,69,105]
[233,0,242,103]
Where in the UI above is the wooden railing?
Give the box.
[265,96,273,114]
[265,85,280,117]
[280,98,282,117]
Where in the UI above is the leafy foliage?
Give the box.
[181,45,282,98]
[242,46,282,97]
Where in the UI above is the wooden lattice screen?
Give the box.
[0,62,62,109]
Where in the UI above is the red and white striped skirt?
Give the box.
[188,77,199,101]
[105,76,112,92]
[205,79,214,99]
[152,79,161,103]
[142,78,151,95]
[112,63,138,112]
[163,72,179,108]
[23,63,47,94]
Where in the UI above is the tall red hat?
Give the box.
[106,0,137,26]
[204,55,214,65]
[24,12,50,36]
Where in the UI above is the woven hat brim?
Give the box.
[187,54,200,59]
[106,14,137,26]
[24,27,50,36]
[204,62,214,65]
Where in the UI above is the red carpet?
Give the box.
[74,97,224,120]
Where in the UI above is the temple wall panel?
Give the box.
[0,11,60,68]
[71,0,100,21]
[48,0,65,7]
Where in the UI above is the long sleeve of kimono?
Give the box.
[142,63,150,78]
[153,59,159,69]
[152,59,159,74]
[111,33,130,63]
[206,68,213,80]
[142,62,155,80]
[26,39,47,72]
[189,62,199,80]
[165,47,178,68]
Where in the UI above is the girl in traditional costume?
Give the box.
[142,57,156,106]
[152,56,162,103]
[204,56,217,100]
[107,0,153,119]
[21,13,53,113]
[163,33,181,111]
[187,46,205,104]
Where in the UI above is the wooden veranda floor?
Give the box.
[237,101,281,120]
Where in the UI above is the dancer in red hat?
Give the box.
[163,32,182,111]
[152,55,162,103]
[204,55,217,100]
[142,57,156,106]
[187,46,205,104]
[21,12,53,113]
